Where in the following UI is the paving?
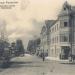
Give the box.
[0,54,75,75]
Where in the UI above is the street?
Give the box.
[0,54,75,75]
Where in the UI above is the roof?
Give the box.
[58,2,75,17]
[45,20,56,28]
[44,2,75,29]
[41,26,46,34]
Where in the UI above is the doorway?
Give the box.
[60,46,70,59]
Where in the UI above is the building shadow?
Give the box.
[0,61,42,69]
[0,62,12,69]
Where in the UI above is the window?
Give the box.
[64,22,68,27]
[52,28,54,32]
[56,36,58,43]
[57,24,58,30]
[63,36,68,42]
[55,25,57,31]
[54,37,56,43]
[64,7,66,10]
[60,34,68,42]
[52,38,54,44]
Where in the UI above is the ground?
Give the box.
[0,54,75,75]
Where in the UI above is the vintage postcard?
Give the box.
[0,0,75,75]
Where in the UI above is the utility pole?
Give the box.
[42,35,45,62]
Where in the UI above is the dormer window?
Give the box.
[64,7,66,10]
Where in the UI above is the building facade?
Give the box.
[45,20,55,56]
[40,20,55,56]
[40,1,75,59]
[40,25,48,56]
[49,2,75,59]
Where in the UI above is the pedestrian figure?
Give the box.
[42,72,45,75]
[43,53,45,61]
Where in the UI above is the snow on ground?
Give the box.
[11,54,33,62]
[46,57,59,61]
[45,56,69,62]
[25,54,32,57]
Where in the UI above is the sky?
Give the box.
[0,0,75,48]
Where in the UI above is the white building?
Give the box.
[40,1,75,59]
[40,25,48,56]
[40,20,55,56]
[49,1,75,59]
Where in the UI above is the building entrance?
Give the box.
[60,46,70,59]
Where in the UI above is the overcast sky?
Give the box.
[0,0,75,48]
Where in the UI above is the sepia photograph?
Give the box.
[0,0,75,75]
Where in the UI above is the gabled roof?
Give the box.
[63,1,71,9]
[45,20,56,28]
[41,25,46,34]
[41,2,75,34]
[58,2,72,17]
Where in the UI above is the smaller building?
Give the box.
[27,40,36,54]
[27,37,40,55]
[40,20,55,57]
[40,24,48,57]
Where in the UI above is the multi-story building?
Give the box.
[45,20,55,56]
[40,25,48,56]
[40,1,75,59]
[49,1,75,59]
[40,20,54,56]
